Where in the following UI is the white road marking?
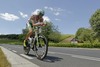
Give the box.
[48,51,100,62]
[20,54,34,59]
[12,50,17,53]
[71,55,100,61]
[15,46,21,48]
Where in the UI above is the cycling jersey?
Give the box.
[26,15,43,30]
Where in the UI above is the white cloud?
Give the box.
[43,16,51,22]
[44,6,48,9]
[49,7,54,11]
[19,11,28,18]
[44,6,65,16]
[56,8,65,12]
[54,12,60,16]
[0,13,19,21]
[44,6,65,12]
[55,18,61,21]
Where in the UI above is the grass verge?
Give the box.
[0,39,22,45]
[0,39,100,48]
[0,48,11,67]
[49,43,100,48]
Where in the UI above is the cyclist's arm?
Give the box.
[39,18,47,26]
[30,16,42,26]
[31,20,41,26]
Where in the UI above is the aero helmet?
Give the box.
[32,9,45,16]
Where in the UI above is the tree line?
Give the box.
[75,9,100,44]
[0,34,19,40]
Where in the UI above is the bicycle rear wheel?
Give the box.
[34,35,48,60]
[23,46,30,55]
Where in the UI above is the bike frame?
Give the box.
[34,26,42,45]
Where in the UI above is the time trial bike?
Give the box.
[23,26,48,60]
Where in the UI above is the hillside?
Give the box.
[60,34,75,43]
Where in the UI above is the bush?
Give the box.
[48,32,61,43]
[49,43,100,48]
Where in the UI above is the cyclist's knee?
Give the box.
[29,29,32,33]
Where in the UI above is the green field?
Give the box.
[0,39,22,45]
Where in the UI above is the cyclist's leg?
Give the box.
[23,23,33,47]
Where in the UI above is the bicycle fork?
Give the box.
[35,32,41,48]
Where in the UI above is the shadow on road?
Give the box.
[26,53,63,63]
[27,54,36,57]
[43,55,63,63]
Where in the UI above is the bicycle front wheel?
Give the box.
[34,35,48,60]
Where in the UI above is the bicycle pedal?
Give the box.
[38,44,42,48]
[23,46,26,49]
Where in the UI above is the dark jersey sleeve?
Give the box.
[30,15,35,21]
[38,18,43,22]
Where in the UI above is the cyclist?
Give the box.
[23,9,46,48]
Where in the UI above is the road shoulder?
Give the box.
[0,46,39,67]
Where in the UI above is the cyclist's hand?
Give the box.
[43,23,47,26]
[39,23,43,26]
[39,23,45,26]
[37,22,46,26]
[41,23,47,26]
[36,22,42,26]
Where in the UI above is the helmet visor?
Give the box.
[39,12,44,16]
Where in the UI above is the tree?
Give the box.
[42,22,54,38]
[75,28,94,44]
[42,22,61,42]
[82,28,94,44]
[75,28,85,42]
[48,29,61,43]
[89,9,100,41]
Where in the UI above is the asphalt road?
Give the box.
[1,44,100,67]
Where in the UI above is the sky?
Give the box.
[0,0,100,35]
